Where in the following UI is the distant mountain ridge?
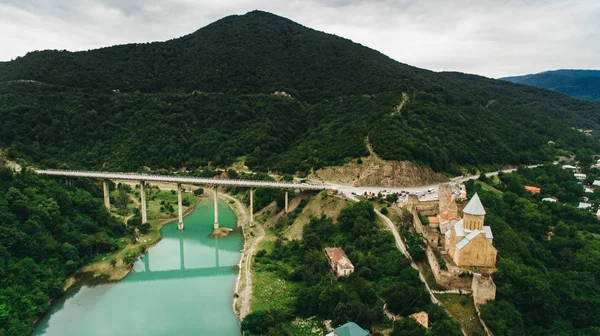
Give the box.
[0,10,600,176]
[501,69,600,100]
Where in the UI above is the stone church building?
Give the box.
[444,193,497,267]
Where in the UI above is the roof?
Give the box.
[410,311,429,329]
[428,216,440,224]
[562,165,577,169]
[325,247,354,269]
[593,180,600,186]
[463,193,486,216]
[578,202,592,209]
[453,219,466,237]
[440,209,460,221]
[456,229,481,250]
[483,226,494,239]
[331,322,369,336]
[524,186,541,193]
[542,197,557,202]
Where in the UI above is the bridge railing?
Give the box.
[35,169,331,190]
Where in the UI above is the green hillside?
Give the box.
[502,70,600,101]
[1,11,600,175]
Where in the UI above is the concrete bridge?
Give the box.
[36,169,329,230]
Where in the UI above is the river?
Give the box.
[32,198,243,336]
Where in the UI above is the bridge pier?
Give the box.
[285,190,289,213]
[140,181,148,224]
[102,180,110,210]
[250,188,254,226]
[177,183,183,230]
[213,186,219,229]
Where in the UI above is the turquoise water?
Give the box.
[33,198,243,336]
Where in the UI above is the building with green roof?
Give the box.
[326,322,369,336]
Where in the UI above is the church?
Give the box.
[444,193,497,268]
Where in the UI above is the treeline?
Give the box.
[241,201,462,335]
[0,169,127,335]
[468,165,600,335]
[1,84,598,176]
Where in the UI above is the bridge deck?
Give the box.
[36,169,329,190]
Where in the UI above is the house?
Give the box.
[574,173,587,180]
[578,202,592,210]
[444,193,497,268]
[542,197,558,203]
[593,180,600,187]
[410,312,429,329]
[325,247,355,277]
[596,209,600,219]
[326,322,369,336]
[524,186,541,194]
[562,165,577,170]
[584,186,594,193]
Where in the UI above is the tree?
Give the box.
[115,189,130,209]
[391,318,426,336]
[193,188,204,196]
[122,253,137,266]
[384,282,429,316]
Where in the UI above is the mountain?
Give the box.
[1,11,600,175]
[501,70,600,101]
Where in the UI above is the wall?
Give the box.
[413,209,472,290]
[455,235,497,268]
[472,274,497,305]
[472,274,497,336]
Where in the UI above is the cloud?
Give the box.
[0,0,598,77]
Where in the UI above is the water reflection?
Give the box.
[33,199,243,336]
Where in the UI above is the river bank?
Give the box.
[217,192,265,321]
[62,195,204,291]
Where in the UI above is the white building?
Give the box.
[574,173,587,180]
[325,247,355,277]
[578,202,592,210]
[562,165,577,170]
[542,197,557,203]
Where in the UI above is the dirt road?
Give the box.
[219,192,265,320]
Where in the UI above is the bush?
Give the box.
[381,207,388,215]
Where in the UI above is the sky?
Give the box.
[1,0,599,78]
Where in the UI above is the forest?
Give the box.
[0,168,127,335]
[468,165,600,335]
[1,11,600,176]
[241,200,462,335]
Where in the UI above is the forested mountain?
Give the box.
[0,168,127,335]
[1,11,600,175]
[501,70,600,101]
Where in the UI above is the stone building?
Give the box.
[444,193,497,267]
[325,247,355,277]
[472,272,497,305]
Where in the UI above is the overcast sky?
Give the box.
[1,0,598,78]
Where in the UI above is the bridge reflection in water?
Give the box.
[129,231,238,283]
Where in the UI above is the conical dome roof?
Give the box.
[463,193,486,216]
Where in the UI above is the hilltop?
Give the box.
[1,11,600,176]
[501,69,600,101]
